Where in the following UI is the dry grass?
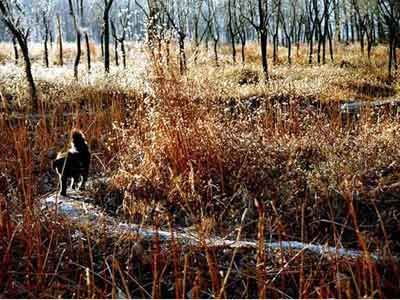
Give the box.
[0,41,400,298]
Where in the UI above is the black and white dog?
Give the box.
[53,130,90,196]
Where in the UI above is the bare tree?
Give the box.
[161,0,190,74]
[68,0,81,79]
[378,0,399,78]
[272,0,282,64]
[207,0,220,65]
[111,1,132,69]
[56,14,64,66]
[103,0,115,73]
[111,20,119,66]
[281,0,298,64]
[0,1,38,112]
[227,0,239,63]
[241,0,270,79]
[236,7,248,64]
[192,0,208,63]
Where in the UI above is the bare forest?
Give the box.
[0,0,400,298]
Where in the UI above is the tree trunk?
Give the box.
[296,22,302,55]
[322,23,327,64]
[85,32,91,72]
[49,29,53,48]
[12,37,18,65]
[273,34,278,64]
[388,36,393,78]
[350,15,355,43]
[308,26,314,64]
[328,24,334,62]
[19,41,38,112]
[166,38,170,66]
[2,14,38,112]
[178,33,187,74]
[73,31,81,79]
[23,48,38,112]
[104,8,111,73]
[393,34,398,71]
[43,15,49,68]
[228,0,236,63]
[68,0,81,79]
[359,30,365,55]
[121,39,126,69]
[114,38,119,66]
[230,33,236,63]
[100,31,104,57]
[260,31,268,79]
[43,33,49,68]
[213,37,219,66]
[56,15,63,66]
[317,26,322,64]
[241,38,246,64]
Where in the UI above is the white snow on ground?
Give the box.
[0,48,149,91]
[42,190,381,261]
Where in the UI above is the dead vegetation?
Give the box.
[0,42,400,298]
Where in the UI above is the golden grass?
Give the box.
[0,41,399,298]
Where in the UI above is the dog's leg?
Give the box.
[60,174,68,196]
[80,169,88,190]
[72,174,81,190]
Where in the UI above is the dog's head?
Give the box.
[70,129,88,153]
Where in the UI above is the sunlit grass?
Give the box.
[0,41,399,298]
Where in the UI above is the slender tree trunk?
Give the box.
[56,15,63,66]
[393,35,398,71]
[18,40,38,112]
[213,37,219,66]
[12,37,18,65]
[100,31,104,57]
[120,39,126,68]
[104,7,112,73]
[178,33,186,74]
[273,34,278,64]
[69,0,81,79]
[296,22,302,54]
[73,31,81,79]
[350,15,355,43]
[43,15,49,68]
[308,26,314,64]
[0,6,37,112]
[166,37,170,66]
[388,36,393,78]
[84,32,91,72]
[361,32,365,55]
[228,0,236,63]
[322,19,328,64]
[317,25,322,64]
[260,31,268,79]
[230,33,236,63]
[240,38,246,64]
[328,24,334,62]
[22,46,38,112]
[43,33,49,68]
[49,29,53,48]
[114,38,119,66]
